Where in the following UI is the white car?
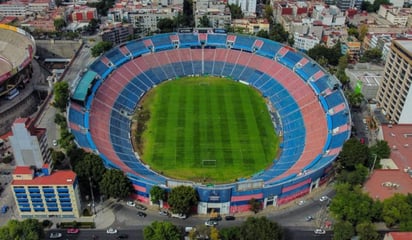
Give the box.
[126,201,135,207]
[52,139,58,146]
[320,196,330,202]
[171,213,187,219]
[106,228,118,234]
[314,229,326,235]
[205,220,218,227]
[159,210,169,216]
[297,200,305,206]
[49,232,62,239]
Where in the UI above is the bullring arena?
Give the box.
[68,29,351,214]
[0,24,37,135]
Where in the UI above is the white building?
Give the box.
[377,5,410,26]
[195,0,231,29]
[293,32,320,51]
[228,0,256,16]
[312,5,346,26]
[129,8,178,33]
[9,118,51,169]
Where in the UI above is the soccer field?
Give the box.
[140,76,279,183]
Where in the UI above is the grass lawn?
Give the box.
[140,76,279,183]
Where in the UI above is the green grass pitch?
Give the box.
[140,76,279,183]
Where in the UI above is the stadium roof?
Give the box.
[72,71,97,101]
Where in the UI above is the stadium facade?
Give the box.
[68,29,350,214]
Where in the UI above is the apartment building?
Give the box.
[312,5,346,27]
[101,23,134,45]
[228,0,256,16]
[378,5,410,27]
[377,40,412,123]
[129,9,177,33]
[0,0,52,17]
[293,32,320,51]
[12,166,81,218]
[231,18,269,34]
[9,118,51,169]
[194,0,231,29]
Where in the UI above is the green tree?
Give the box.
[356,221,379,240]
[347,91,364,108]
[54,18,66,31]
[91,41,113,57]
[308,43,342,66]
[347,27,359,39]
[269,23,289,43]
[361,1,375,12]
[249,198,261,214]
[360,48,382,63]
[53,81,69,112]
[198,15,211,28]
[228,4,244,19]
[264,5,273,22]
[150,186,167,204]
[51,150,65,165]
[330,184,376,225]
[189,225,217,240]
[370,140,390,162]
[372,0,391,11]
[0,219,44,240]
[67,147,86,169]
[73,153,106,197]
[157,18,176,33]
[338,138,370,171]
[239,217,283,240]
[143,221,182,240]
[256,30,269,39]
[99,169,133,199]
[168,185,198,215]
[183,0,194,27]
[333,220,354,240]
[358,25,368,42]
[382,193,412,228]
[54,113,66,125]
[219,226,242,240]
[336,164,369,186]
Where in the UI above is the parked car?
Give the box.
[49,232,62,239]
[137,211,147,217]
[320,196,330,202]
[297,200,305,206]
[159,210,169,216]
[1,205,8,214]
[205,220,218,227]
[52,139,58,146]
[135,203,147,210]
[305,216,314,221]
[106,228,118,234]
[126,201,135,207]
[171,213,186,219]
[314,229,326,235]
[225,215,236,221]
[66,228,80,234]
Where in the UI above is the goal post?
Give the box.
[202,159,217,168]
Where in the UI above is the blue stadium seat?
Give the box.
[68,107,85,127]
[151,34,174,51]
[312,75,332,93]
[105,48,127,66]
[255,39,282,58]
[89,60,110,78]
[125,40,150,57]
[204,61,214,75]
[331,111,349,128]
[193,61,202,75]
[233,35,255,52]
[72,130,91,149]
[329,131,349,149]
[278,51,302,69]
[171,62,185,77]
[325,91,346,109]
[207,34,227,47]
[178,34,200,47]
[295,62,322,81]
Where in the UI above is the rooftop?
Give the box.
[12,170,77,186]
[396,40,412,54]
[382,124,412,169]
[363,169,412,200]
[384,232,412,240]
[13,166,34,175]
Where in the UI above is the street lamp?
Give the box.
[88,177,96,215]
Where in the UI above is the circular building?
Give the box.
[68,30,350,214]
[0,24,37,135]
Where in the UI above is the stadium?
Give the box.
[68,29,351,214]
[0,24,36,135]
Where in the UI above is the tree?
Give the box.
[220,226,242,240]
[333,221,354,240]
[256,30,269,39]
[198,15,211,28]
[168,185,198,214]
[54,18,66,31]
[356,221,379,240]
[73,153,106,197]
[99,169,133,199]
[382,193,412,228]
[347,27,359,39]
[189,225,218,240]
[269,23,289,43]
[358,24,368,42]
[143,221,182,240]
[337,138,370,171]
[307,43,342,66]
[239,217,283,240]
[183,0,194,27]
[157,18,176,33]
[372,0,391,12]
[91,41,113,57]
[360,48,382,63]
[0,219,45,240]
[228,4,243,19]
[347,91,364,108]
[67,147,86,169]
[150,186,167,204]
[361,1,375,12]
[264,5,273,22]
[336,164,369,186]
[53,81,69,112]
[54,113,66,125]
[51,150,66,167]
[370,140,390,161]
[329,184,376,225]
[249,198,261,214]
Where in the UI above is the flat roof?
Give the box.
[396,40,412,54]
[12,170,77,186]
[381,124,412,169]
[72,70,97,101]
[13,166,34,175]
[364,169,412,200]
